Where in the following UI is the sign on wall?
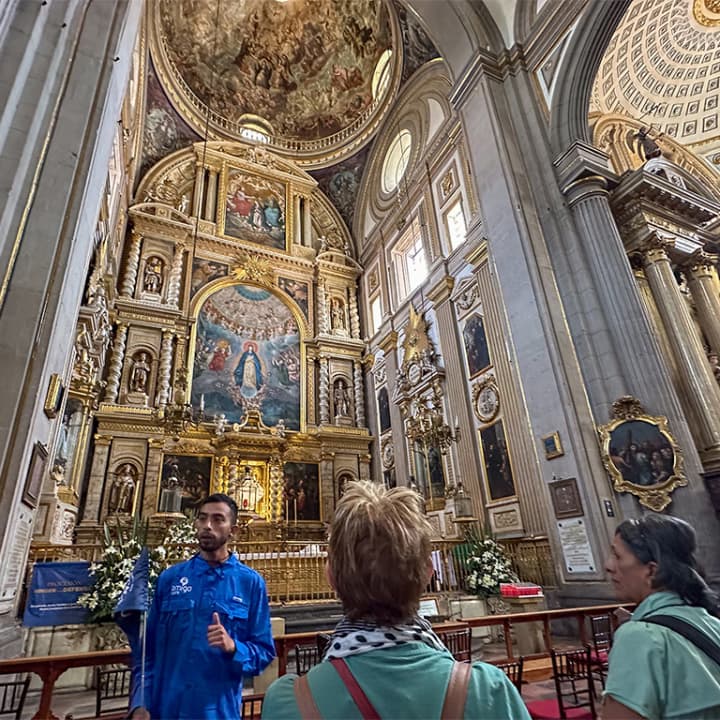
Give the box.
[23,561,92,627]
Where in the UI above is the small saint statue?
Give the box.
[130,352,151,394]
[143,257,164,294]
[634,127,662,162]
[159,464,182,513]
[109,463,136,514]
[331,299,346,330]
[333,379,351,417]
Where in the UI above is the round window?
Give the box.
[381,129,412,194]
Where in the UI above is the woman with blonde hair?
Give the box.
[262,481,528,719]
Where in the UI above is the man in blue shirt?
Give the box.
[130,493,275,719]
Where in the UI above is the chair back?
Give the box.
[438,627,472,662]
[494,658,524,693]
[294,644,320,675]
[0,677,29,720]
[550,647,597,720]
[589,614,612,652]
[316,632,332,658]
[241,692,264,719]
[95,667,132,717]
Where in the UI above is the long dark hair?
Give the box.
[616,514,719,618]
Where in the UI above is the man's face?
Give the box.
[195,501,236,552]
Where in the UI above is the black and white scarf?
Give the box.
[323,615,452,660]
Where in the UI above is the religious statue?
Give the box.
[633,127,662,162]
[177,194,190,215]
[143,256,164,294]
[333,378,351,417]
[130,352,151,394]
[213,413,227,436]
[237,465,264,513]
[331,298,346,330]
[159,464,183,513]
[109,463,136,514]
[234,342,263,396]
[709,352,720,384]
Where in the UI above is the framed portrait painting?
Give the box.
[283,462,320,522]
[549,478,583,519]
[23,442,48,508]
[159,454,212,515]
[598,396,686,511]
[479,420,516,502]
[462,312,491,378]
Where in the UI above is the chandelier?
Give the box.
[153,368,206,440]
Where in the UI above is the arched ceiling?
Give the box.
[591,0,720,146]
[152,0,399,165]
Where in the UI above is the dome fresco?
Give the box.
[157,0,394,143]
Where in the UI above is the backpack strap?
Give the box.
[330,658,381,720]
[643,614,720,667]
[294,674,323,720]
[440,661,472,720]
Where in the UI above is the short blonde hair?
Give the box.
[328,481,433,624]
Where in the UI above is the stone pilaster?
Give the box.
[642,242,720,453]
[192,164,204,217]
[204,170,218,222]
[103,323,127,403]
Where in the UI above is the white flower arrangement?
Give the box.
[79,516,197,622]
[464,534,518,597]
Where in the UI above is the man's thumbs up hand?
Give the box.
[208,611,236,654]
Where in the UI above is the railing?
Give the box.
[27,536,558,604]
[0,604,626,719]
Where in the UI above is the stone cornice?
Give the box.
[553,140,617,194]
[377,330,398,353]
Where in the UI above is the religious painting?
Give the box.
[158,0,393,141]
[283,462,320,522]
[599,396,686,511]
[479,420,517,502]
[191,259,228,296]
[542,431,564,460]
[192,284,301,430]
[223,169,287,251]
[159,454,212,516]
[23,442,48,508]
[462,312,491,378]
[394,0,440,83]
[413,444,445,508]
[377,387,391,433]
[549,478,583,519]
[277,277,309,319]
[50,398,84,490]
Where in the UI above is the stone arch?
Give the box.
[548,0,631,156]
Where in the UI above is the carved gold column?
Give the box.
[294,196,302,246]
[156,328,175,407]
[204,170,218,222]
[685,253,720,356]
[166,244,185,307]
[642,241,720,451]
[353,359,365,428]
[268,453,283,522]
[317,280,330,334]
[319,356,330,424]
[348,287,360,339]
[80,434,112,525]
[104,323,128,403]
[121,232,142,297]
[302,195,312,247]
[214,456,229,494]
[144,438,164,516]
[192,164,204,217]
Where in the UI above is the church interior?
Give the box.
[2,0,720,698]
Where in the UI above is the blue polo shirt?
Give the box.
[130,553,275,719]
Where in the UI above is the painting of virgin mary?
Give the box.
[234,341,263,397]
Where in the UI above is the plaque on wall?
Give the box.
[557,518,596,573]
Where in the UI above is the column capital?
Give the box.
[640,234,674,265]
[684,251,719,275]
[426,276,455,305]
[377,330,398,353]
[554,140,617,199]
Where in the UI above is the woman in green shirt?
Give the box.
[603,514,720,719]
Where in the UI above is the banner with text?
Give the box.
[23,561,92,627]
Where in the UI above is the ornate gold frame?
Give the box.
[598,396,686,512]
[156,452,215,517]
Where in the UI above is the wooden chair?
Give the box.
[95,667,132,717]
[0,677,29,720]
[526,647,597,720]
[241,692,264,720]
[294,644,320,676]
[585,614,612,689]
[438,627,472,663]
[494,657,524,693]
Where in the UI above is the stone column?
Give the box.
[320,453,335,522]
[120,232,142,297]
[156,329,175,407]
[166,244,185,307]
[142,439,164,516]
[642,241,720,452]
[317,281,330,334]
[353,360,365,428]
[192,165,204,217]
[204,170,217,222]
[377,331,410,484]
[302,195,312,247]
[319,356,330,424]
[685,253,720,357]
[103,323,127,403]
[80,435,112,525]
[348,287,361,339]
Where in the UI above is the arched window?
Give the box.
[381,129,412,194]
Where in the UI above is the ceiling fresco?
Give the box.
[392,0,440,83]
[157,0,394,142]
[591,0,720,146]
